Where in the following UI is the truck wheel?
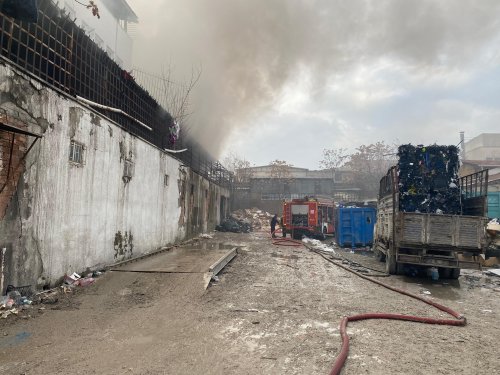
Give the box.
[450,268,461,279]
[292,232,302,240]
[439,268,451,279]
[385,244,397,275]
[396,262,405,275]
[375,248,386,262]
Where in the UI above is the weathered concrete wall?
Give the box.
[0,63,229,289]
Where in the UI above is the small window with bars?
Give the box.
[123,159,134,183]
[164,174,169,186]
[69,141,84,164]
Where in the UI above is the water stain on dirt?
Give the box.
[0,331,31,348]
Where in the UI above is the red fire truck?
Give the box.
[282,196,335,240]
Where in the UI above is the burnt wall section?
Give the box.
[0,126,27,219]
[0,64,230,289]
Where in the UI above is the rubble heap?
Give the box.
[216,208,273,233]
[397,144,461,214]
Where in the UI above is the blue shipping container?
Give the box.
[336,207,377,247]
[488,192,500,219]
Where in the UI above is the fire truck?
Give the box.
[282,196,335,240]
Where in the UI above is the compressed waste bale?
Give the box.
[397,144,460,214]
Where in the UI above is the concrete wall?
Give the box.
[464,133,500,161]
[0,63,229,289]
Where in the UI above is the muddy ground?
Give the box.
[1,231,500,375]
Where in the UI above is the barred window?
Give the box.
[123,159,134,183]
[69,141,84,164]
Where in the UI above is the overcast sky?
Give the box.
[128,0,500,169]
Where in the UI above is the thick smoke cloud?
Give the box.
[128,0,500,156]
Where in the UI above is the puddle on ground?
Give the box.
[333,246,471,301]
[0,331,31,348]
[394,277,463,301]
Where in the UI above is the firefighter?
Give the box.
[280,216,286,237]
[271,214,279,238]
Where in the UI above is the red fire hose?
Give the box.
[287,242,467,375]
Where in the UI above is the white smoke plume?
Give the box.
[128,0,500,156]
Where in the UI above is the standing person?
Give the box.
[271,214,279,238]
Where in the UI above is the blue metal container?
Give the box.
[335,207,377,247]
[488,192,500,219]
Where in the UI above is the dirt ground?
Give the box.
[1,231,500,375]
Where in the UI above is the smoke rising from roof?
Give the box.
[129,0,500,157]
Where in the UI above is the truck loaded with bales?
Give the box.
[374,144,489,278]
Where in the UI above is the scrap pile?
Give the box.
[486,218,500,258]
[398,144,461,214]
[216,208,273,233]
[1,285,33,319]
[1,270,103,320]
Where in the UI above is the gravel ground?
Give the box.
[1,231,499,375]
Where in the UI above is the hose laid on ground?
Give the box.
[304,248,466,375]
[313,248,389,277]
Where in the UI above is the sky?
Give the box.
[127,0,500,169]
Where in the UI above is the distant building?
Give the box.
[232,165,359,213]
[61,0,138,69]
[461,133,500,193]
[463,133,500,161]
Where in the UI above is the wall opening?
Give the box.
[69,140,84,164]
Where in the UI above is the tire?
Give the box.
[439,267,451,279]
[450,268,461,279]
[292,231,302,240]
[396,262,405,275]
[315,233,326,241]
[374,245,386,262]
[385,243,397,275]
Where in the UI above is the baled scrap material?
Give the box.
[397,144,461,214]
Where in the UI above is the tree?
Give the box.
[74,1,100,18]
[131,65,202,139]
[269,160,294,182]
[319,148,349,180]
[222,152,254,184]
[345,141,396,198]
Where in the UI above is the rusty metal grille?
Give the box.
[177,136,233,188]
[0,1,72,91]
[460,169,488,216]
[0,0,232,187]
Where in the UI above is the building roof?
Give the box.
[237,164,353,179]
[462,160,500,168]
[101,0,138,22]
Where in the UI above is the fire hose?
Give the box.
[269,234,467,375]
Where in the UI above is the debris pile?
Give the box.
[486,218,500,258]
[461,269,500,291]
[1,285,33,319]
[216,208,273,233]
[1,270,103,320]
[397,144,461,214]
[216,216,252,233]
